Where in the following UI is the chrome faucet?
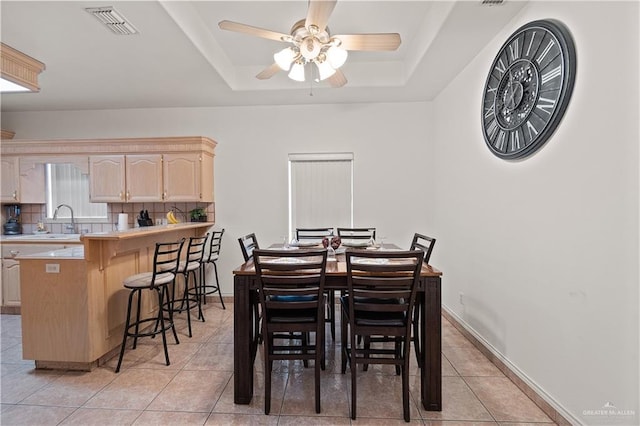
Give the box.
[53,204,76,234]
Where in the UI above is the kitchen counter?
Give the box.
[16,246,84,260]
[1,233,82,243]
[18,221,213,371]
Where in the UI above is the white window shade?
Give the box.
[46,164,107,219]
[289,153,353,238]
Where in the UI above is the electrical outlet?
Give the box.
[46,264,60,273]
[459,292,464,305]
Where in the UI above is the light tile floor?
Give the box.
[0,303,555,425]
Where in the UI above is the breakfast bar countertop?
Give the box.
[15,246,84,260]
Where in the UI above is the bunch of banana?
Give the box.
[166,210,179,224]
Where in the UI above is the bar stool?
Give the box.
[174,233,209,337]
[115,238,185,373]
[194,229,225,309]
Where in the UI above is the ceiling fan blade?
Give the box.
[334,33,401,51]
[219,20,290,42]
[256,63,282,80]
[305,0,337,33]
[327,69,347,88]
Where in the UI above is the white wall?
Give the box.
[2,101,435,305]
[431,1,639,424]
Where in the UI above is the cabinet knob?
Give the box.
[126,191,130,201]
[119,191,124,200]
[12,190,17,200]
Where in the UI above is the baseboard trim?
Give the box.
[442,306,580,426]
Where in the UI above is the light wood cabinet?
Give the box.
[2,136,216,204]
[1,258,20,306]
[0,157,45,204]
[1,243,73,308]
[1,157,19,202]
[89,154,163,202]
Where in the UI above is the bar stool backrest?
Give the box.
[152,238,185,288]
[205,229,225,263]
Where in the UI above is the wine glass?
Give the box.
[377,236,386,249]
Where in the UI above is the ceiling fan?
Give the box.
[218,0,401,87]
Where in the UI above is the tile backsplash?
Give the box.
[2,202,215,234]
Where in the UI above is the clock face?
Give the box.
[481,19,576,160]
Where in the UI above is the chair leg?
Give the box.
[413,302,422,368]
[115,289,136,373]
[181,273,193,338]
[213,262,226,309]
[341,308,348,374]
[164,283,180,345]
[132,289,142,349]
[264,334,272,415]
[155,288,171,367]
[350,345,357,420]
[402,357,410,421]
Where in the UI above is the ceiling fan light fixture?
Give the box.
[288,61,306,82]
[274,47,296,71]
[326,44,348,69]
[315,57,336,81]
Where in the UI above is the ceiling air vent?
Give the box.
[481,0,505,5]
[85,7,139,35]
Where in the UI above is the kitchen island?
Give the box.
[17,223,212,371]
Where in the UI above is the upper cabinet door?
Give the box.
[126,154,163,202]
[1,157,19,202]
[163,153,202,202]
[89,156,126,202]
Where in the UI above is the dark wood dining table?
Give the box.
[232,244,444,411]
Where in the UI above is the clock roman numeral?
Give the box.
[494,58,507,75]
[526,121,539,140]
[509,38,520,62]
[509,130,521,151]
[536,97,556,114]
[525,31,537,57]
[494,130,507,151]
[536,40,555,64]
[487,119,499,140]
[541,66,562,85]
[484,106,495,119]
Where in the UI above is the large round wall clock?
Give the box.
[481,19,576,160]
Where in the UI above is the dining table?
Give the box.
[232,242,444,411]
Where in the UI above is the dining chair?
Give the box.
[295,227,334,240]
[115,238,185,373]
[337,227,376,240]
[253,248,328,415]
[341,249,424,422]
[295,227,336,341]
[238,232,261,343]
[410,233,436,368]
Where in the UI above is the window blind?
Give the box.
[47,164,107,219]
[288,153,353,238]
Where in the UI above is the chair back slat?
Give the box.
[253,248,328,323]
[152,238,185,287]
[205,229,224,262]
[410,233,436,263]
[295,227,334,240]
[346,249,423,327]
[238,232,259,261]
[337,227,376,240]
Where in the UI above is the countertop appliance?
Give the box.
[3,204,22,235]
